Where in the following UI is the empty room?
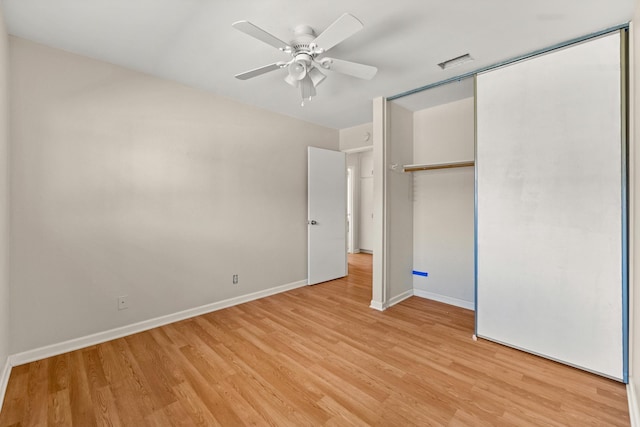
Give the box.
[0,0,640,425]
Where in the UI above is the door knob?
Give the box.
[309,220,318,225]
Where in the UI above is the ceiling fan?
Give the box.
[232,13,378,106]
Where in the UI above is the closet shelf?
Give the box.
[403,161,475,172]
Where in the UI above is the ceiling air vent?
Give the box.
[438,53,473,70]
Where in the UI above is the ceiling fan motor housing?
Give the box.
[291,25,318,56]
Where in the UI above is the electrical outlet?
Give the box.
[233,274,238,284]
[118,295,129,310]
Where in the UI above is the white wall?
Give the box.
[339,122,373,152]
[371,98,385,308]
[386,103,414,304]
[359,150,374,252]
[0,3,10,400]
[412,98,475,309]
[8,38,339,354]
[346,152,359,253]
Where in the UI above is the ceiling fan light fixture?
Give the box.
[300,77,316,106]
[288,60,307,81]
[284,73,300,87]
[437,53,473,70]
[308,67,326,87]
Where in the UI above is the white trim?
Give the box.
[369,300,385,311]
[413,289,475,311]
[9,279,307,366]
[387,289,414,308]
[0,357,11,411]
[629,383,640,427]
[371,96,387,313]
[359,249,373,254]
[342,146,373,154]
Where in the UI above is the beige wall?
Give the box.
[9,37,338,353]
[0,5,9,376]
[413,98,475,164]
[412,98,475,308]
[386,102,413,303]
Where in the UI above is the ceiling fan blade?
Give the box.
[235,63,282,80]
[232,21,291,51]
[312,13,363,51]
[320,58,377,80]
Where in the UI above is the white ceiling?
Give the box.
[2,0,635,129]
[392,77,474,112]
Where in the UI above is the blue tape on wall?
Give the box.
[412,270,428,277]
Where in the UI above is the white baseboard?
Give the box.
[369,300,385,311]
[413,289,475,311]
[0,357,10,411]
[360,249,373,254]
[370,289,414,312]
[9,279,308,367]
[372,289,473,312]
[387,289,414,308]
[629,382,640,427]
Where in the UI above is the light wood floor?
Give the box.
[0,253,630,426]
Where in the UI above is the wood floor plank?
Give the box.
[47,389,72,427]
[123,334,177,409]
[68,351,96,427]
[159,401,199,427]
[0,254,631,425]
[47,355,69,395]
[91,386,122,427]
[0,366,28,426]
[317,395,370,427]
[171,383,221,427]
[82,348,108,391]
[24,360,49,426]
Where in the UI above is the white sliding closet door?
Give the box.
[476,31,625,380]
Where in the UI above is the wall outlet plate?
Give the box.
[118,295,129,310]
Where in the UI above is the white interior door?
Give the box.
[308,147,347,285]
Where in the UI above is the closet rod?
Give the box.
[403,161,475,172]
